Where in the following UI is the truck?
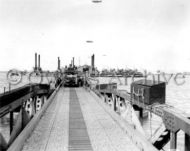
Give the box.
[63,66,83,87]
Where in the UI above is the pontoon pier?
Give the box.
[0,54,190,151]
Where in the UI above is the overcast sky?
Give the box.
[0,0,190,72]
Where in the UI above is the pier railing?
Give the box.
[87,77,190,151]
[0,84,53,151]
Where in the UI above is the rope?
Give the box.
[150,105,153,138]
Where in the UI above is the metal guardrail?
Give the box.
[87,83,158,151]
[87,78,190,151]
[0,84,51,150]
[7,83,61,151]
[0,84,50,117]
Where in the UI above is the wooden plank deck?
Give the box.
[21,87,141,151]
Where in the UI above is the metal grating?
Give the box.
[69,88,93,151]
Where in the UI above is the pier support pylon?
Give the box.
[139,109,148,119]
[170,131,177,150]
[185,118,190,151]
[185,133,190,151]
[10,111,14,134]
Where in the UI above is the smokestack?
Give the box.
[91,54,95,70]
[73,57,75,67]
[58,57,60,70]
[59,58,61,70]
[35,53,37,70]
[38,54,40,69]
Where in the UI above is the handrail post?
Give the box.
[98,72,100,91]
[113,94,117,111]
[98,80,100,91]
[9,83,11,91]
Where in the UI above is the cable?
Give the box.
[150,105,153,138]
